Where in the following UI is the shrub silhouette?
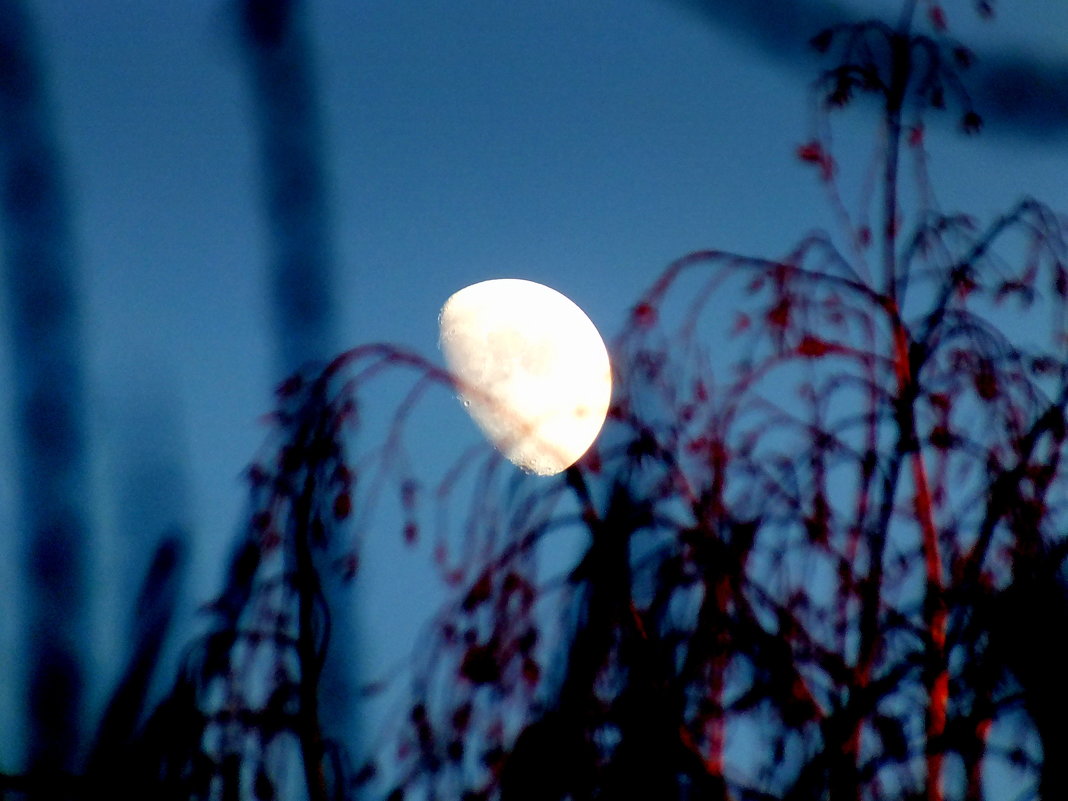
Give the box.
[346,4,1067,800]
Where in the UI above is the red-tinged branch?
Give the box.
[966,719,993,800]
[701,602,728,783]
[912,446,948,801]
[889,299,947,801]
[926,667,949,801]
[911,454,944,594]
[849,294,950,800]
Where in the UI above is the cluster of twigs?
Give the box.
[125,347,451,801]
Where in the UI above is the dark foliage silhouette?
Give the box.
[132,4,1068,799]
[336,3,1067,800]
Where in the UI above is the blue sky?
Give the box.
[1,0,1067,775]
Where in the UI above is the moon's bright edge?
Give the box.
[438,279,612,476]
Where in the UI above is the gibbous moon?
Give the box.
[439,279,612,476]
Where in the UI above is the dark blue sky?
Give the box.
[1,0,1066,773]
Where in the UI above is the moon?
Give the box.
[438,279,612,476]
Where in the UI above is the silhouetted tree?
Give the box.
[139,2,1068,799]
[155,3,1068,797]
[330,3,1068,800]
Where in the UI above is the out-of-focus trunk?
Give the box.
[240,0,337,376]
[238,0,357,766]
[0,0,90,794]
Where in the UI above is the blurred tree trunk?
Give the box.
[239,0,356,759]
[240,0,338,375]
[0,0,90,794]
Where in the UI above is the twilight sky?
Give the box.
[1,0,1066,769]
